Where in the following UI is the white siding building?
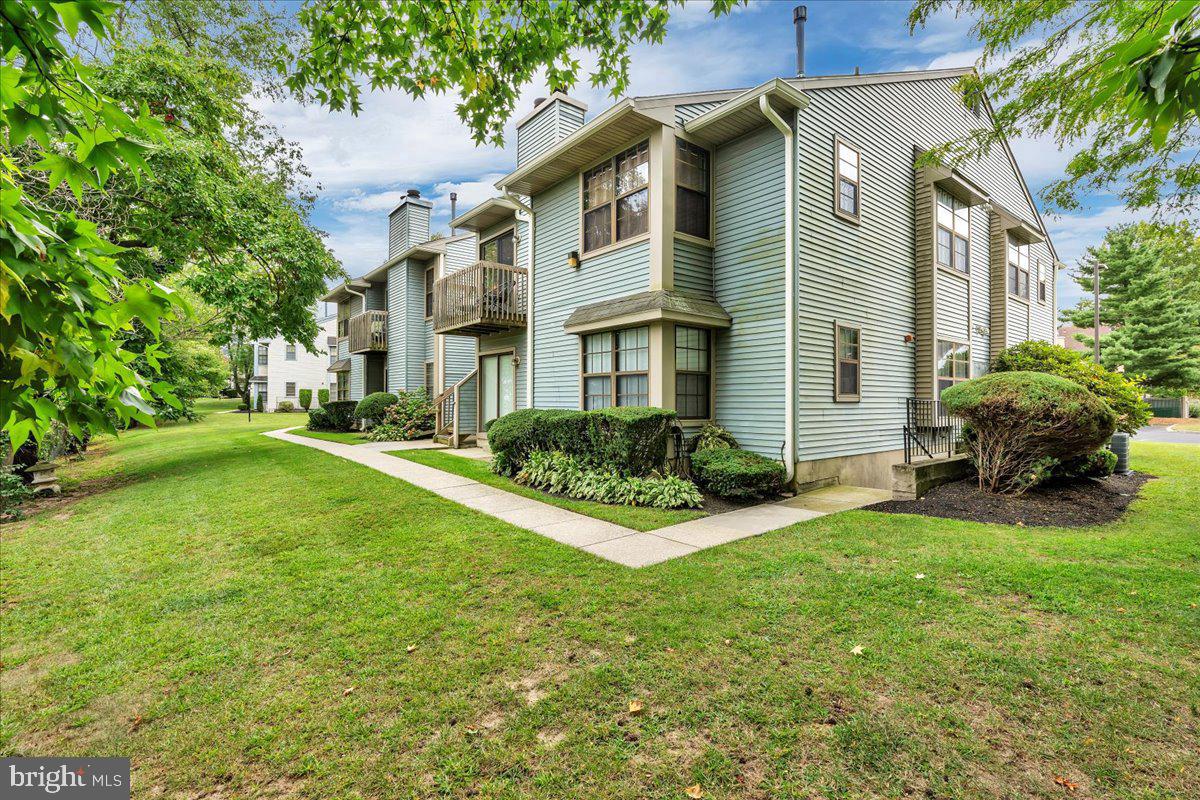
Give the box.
[250,312,339,412]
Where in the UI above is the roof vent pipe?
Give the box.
[449,191,458,234]
[793,5,807,78]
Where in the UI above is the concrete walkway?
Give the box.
[265,427,883,567]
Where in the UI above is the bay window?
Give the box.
[936,189,970,273]
[1008,237,1030,299]
[675,138,710,239]
[937,340,970,396]
[582,141,649,253]
[582,326,649,409]
[675,326,710,419]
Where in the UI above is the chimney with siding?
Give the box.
[388,188,434,257]
[514,90,588,167]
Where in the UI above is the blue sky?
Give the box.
[257,0,1146,314]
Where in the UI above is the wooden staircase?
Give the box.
[432,369,478,448]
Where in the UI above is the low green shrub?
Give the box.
[299,389,313,411]
[1,465,33,519]
[516,450,702,509]
[255,394,264,413]
[317,388,330,406]
[1057,448,1118,479]
[990,341,1150,433]
[690,448,786,499]
[488,407,676,477]
[276,401,295,413]
[365,390,434,441]
[941,371,1117,494]
[355,392,398,423]
[309,400,356,432]
[236,403,249,412]
[690,423,738,453]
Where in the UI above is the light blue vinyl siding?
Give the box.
[673,237,714,297]
[675,101,726,126]
[442,235,479,395]
[516,99,586,166]
[455,373,477,434]
[531,175,650,409]
[712,124,787,457]
[388,202,431,257]
[386,259,410,392]
[969,209,992,366]
[936,272,970,343]
[408,258,433,391]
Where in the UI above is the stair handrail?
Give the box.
[434,368,477,436]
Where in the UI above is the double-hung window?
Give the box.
[285,381,296,397]
[286,343,297,361]
[675,326,710,419]
[336,372,349,401]
[582,141,649,253]
[675,139,710,239]
[936,341,970,397]
[1007,237,1030,299]
[835,138,861,221]
[835,324,861,401]
[935,189,970,273]
[480,229,515,265]
[582,326,649,409]
[258,345,268,366]
[424,266,435,318]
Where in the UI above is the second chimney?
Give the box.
[793,5,807,78]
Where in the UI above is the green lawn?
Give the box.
[289,427,371,445]
[2,407,1198,799]
[1172,421,1200,433]
[388,449,706,531]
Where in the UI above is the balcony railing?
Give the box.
[432,261,527,336]
[347,309,387,353]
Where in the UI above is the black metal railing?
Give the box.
[903,397,964,464]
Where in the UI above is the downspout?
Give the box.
[501,186,535,409]
[759,96,796,483]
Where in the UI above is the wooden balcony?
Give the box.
[347,309,387,353]
[433,261,528,336]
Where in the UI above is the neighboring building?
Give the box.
[249,311,339,412]
[323,48,1061,490]
[1056,324,1111,353]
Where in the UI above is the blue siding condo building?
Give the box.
[322,61,1059,491]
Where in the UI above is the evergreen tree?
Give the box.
[1099,269,1200,391]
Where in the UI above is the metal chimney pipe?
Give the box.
[793,5,807,77]
[450,191,458,233]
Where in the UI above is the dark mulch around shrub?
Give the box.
[863,472,1153,527]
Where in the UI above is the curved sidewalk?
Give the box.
[265,427,835,567]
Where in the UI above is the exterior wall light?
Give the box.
[567,250,580,269]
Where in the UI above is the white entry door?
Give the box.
[480,352,516,426]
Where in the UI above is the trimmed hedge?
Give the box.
[298,389,312,411]
[308,400,356,432]
[355,391,398,422]
[690,448,786,500]
[941,371,1117,494]
[488,407,676,477]
[317,388,330,406]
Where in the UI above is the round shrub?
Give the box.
[365,390,434,441]
[941,371,1117,494]
[355,392,398,423]
[690,449,786,500]
[990,341,1149,434]
[275,400,295,413]
[306,407,332,430]
[312,400,356,432]
[690,423,738,453]
[298,389,313,411]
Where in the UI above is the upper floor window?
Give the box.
[675,139,710,240]
[835,138,860,222]
[935,189,970,273]
[257,345,268,366]
[1039,277,1048,303]
[582,326,649,409]
[835,323,861,401]
[675,326,710,419]
[937,340,970,397]
[1008,237,1030,300]
[480,229,515,265]
[582,140,649,254]
[424,266,435,319]
[286,343,297,361]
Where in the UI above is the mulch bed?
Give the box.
[863,471,1153,528]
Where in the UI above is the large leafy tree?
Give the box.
[1066,222,1200,390]
[285,0,741,146]
[909,0,1200,215]
[2,0,183,449]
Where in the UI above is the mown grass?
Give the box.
[388,449,706,531]
[1171,421,1200,433]
[2,406,1197,799]
[288,427,371,445]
